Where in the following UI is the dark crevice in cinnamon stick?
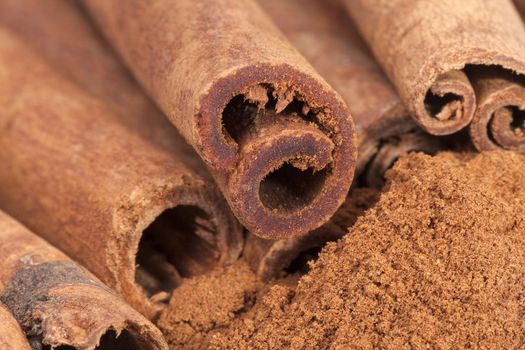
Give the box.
[96,329,143,350]
[136,205,220,299]
[283,246,322,275]
[222,84,322,146]
[424,91,464,121]
[221,83,336,216]
[259,164,328,212]
[40,329,141,350]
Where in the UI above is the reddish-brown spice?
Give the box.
[211,150,525,349]
[80,0,358,239]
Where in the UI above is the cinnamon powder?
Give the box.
[156,261,260,349]
[204,150,525,349]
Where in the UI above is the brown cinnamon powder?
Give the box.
[208,150,525,349]
[156,261,261,349]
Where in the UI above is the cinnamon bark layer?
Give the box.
[0,211,167,350]
[80,0,358,239]
[341,0,525,148]
[257,0,446,183]
[0,304,30,350]
[0,26,242,320]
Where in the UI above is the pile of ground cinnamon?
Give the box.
[208,150,525,349]
[156,261,260,349]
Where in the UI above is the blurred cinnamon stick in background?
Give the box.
[0,305,30,350]
[80,0,358,240]
[244,0,448,279]
[0,211,168,349]
[342,0,525,151]
[0,25,242,320]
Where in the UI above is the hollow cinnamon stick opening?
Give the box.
[341,0,525,139]
[0,211,168,350]
[0,304,30,350]
[81,0,357,239]
[0,26,242,319]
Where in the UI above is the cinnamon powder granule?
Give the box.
[210,150,525,349]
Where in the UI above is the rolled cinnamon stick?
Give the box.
[0,304,30,350]
[243,0,449,279]
[467,67,525,151]
[257,0,446,185]
[341,0,525,144]
[0,211,168,350]
[0,26,242,319]
[80,0,357,239]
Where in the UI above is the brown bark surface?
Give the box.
[81,0,358,239]
[342,0,525,149]
[0,211,167,350]
[0,26,242,319]
[0,304,30,350]
[257,0,447,183]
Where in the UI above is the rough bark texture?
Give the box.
[468,67,525,151]
[0,26,242,320]
[0,304,30,350]
[81,0,358,239]
[0,211,168,350]
[257,0,447,185]
[342,0,525,147]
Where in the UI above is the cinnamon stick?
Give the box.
[80,0,358,239]
[467,66,525,151]
[0,304,30,350]
[244,0,449,278]
[0,211,168,350]
[257,0,446,185]
[0,26,242,320]
[341,0,525,149]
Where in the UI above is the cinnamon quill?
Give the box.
[0,26,242,320]
[257,0,446,185]
[80,0,358,239]
[342,0,525,151]
[244,0,447,278]
[0,211,168,350]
